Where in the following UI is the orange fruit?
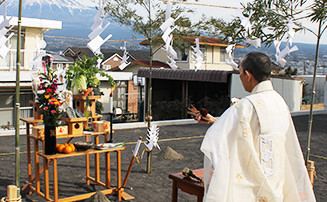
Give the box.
[56,144,60,149]
[64,145,73,154]
[57,144,65,153]
[69,144,75,152]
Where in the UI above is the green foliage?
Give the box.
[103,0,201,46]
[65,55,115,90]
[308,0,327,24]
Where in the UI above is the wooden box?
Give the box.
[60,117,87,135]
[32,125,44,137]
[92,121,110,132]
[32,125,68,137]
[56,125,68,136]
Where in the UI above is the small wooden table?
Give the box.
[39,147,125,202]
[168,169,204,202]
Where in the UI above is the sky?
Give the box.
[85,0,326,45]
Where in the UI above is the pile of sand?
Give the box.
[157,146,184,160]
[84,191,110,202]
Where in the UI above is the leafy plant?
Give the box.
[65,55,115,91]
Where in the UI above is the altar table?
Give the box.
[169,168,204,202]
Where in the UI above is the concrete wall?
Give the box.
[230,74,303,112]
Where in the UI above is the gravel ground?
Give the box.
[0,114,326,202]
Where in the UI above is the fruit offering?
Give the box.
[56,143,75,154]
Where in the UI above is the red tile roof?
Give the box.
[140,36,245,48]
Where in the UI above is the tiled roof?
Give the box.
[140,36,245,48]
[137,68,234,83]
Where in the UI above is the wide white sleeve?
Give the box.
[200,105,239,202]
[284,116,316,202]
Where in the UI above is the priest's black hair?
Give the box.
[241,52,272,82]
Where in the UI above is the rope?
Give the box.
[43,35,147,42]
[159,0,311,11]
[1,136,326,161]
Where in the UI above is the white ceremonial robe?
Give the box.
[201,80,316,202]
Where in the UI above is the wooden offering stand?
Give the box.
[73,95,101,117]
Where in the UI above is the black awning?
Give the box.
[137,68,235,83]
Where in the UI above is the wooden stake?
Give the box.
[307,160,316,187]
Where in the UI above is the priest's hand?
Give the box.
[195,113,217,125]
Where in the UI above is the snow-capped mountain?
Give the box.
[2,0,139,50]
[6,0,91,16]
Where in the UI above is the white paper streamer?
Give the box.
[286,20,296,46]
[160,0,179,70]
[244,37,261,48]
[274,38,298,67]
[133,138,142,157]
[144,125,160,151]
[191,38,203,71]
[0,4,13,59]
[87,0,112,69]
[119,41,131,70]
[225,43,238,70]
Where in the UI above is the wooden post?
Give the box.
[307,160,316,187]
[146,149,152,174]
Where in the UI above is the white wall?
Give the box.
[230,74,303,112]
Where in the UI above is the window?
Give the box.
[113,57,119,62]
[199,45,206,61]
[103,65,111,70]
[220,47,227,62]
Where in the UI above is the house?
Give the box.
[141,36,245,71]
[49,52,74,70]
[0,16,62,126]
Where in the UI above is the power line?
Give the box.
[160,0,239,9]
[43,35,147,42]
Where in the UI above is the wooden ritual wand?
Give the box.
[122,136,143,187]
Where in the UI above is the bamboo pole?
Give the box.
[15,0,23,198]
[305,18,322,166]
[146,0,153,174]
